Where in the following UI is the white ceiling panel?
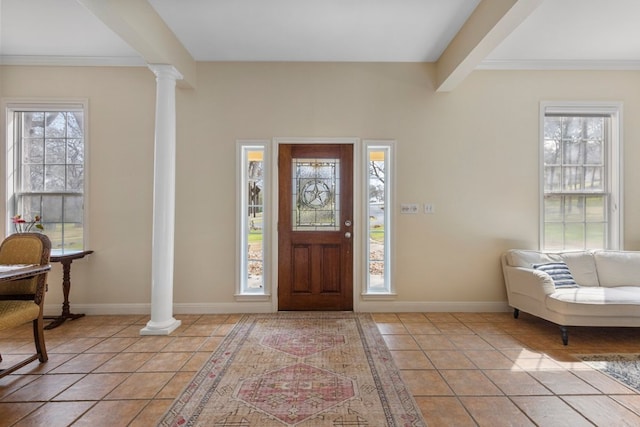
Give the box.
[0,0,141,60]
[486,0,640,64]
[148,0,480,62]
[1,0,639,69]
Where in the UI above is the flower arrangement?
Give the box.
[12,214,44,233]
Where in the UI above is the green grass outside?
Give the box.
[245,216,386,244]
[248,230,263,243]
[42,223,84,251]
[544,195,606,249]
[369,229,385,243]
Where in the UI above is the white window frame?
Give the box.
[236,140,271,299]
[362,140,396,296]
[4,98,90,251]
[539,101,622,251]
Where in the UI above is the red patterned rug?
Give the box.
[158,312,426,426]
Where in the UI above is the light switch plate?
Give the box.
[401,203,419,214]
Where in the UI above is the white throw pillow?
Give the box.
[558,251,599,287]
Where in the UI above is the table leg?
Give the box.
[44,259,85,330]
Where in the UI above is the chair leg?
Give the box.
[513,308,520,319]
[32,317,48,363]
[0,318,47,379]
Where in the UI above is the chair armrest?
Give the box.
[503,265,556,302]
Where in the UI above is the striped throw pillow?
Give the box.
[533,262,579,288]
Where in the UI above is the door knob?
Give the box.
[345,232,351,238]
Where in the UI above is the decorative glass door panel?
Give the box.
[292,159,340,231]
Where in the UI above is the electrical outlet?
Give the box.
[424,203,435,214]
[400,203,419,214]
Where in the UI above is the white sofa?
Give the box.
[501,249,640,345]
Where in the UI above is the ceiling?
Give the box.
[1,0,639,69]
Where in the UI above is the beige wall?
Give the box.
[1,63,639,314]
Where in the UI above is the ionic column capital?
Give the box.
[148,64,184,81]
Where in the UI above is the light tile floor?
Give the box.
[1,312,640,426]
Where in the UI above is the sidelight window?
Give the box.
[364,141,395,294]
[237,141,270,296]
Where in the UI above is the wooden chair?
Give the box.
[0,233,51,378]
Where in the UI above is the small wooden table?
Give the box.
[45,250,93,330]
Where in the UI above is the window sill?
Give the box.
[234,293,271,302]
[361,292,397,301]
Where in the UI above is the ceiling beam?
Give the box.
[435,0,542,92]
[77,0,196,88]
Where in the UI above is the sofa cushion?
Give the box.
[507,250,561,268]
[534,262,579,288]
[558,251,600,287]
[594,251,640,287]
[546,287,640,317]
[506,250,599,287]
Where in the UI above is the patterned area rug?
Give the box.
[577,353,640,392]
[159,312,426,426]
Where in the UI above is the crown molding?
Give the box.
[0,55,146,67]
[3,55,640,71]
[477,59,640,70]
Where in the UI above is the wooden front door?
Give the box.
[278,144,353,311]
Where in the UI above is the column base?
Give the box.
[140,318,182,336]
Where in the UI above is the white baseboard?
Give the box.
[44,303,150,316]
[44,300,509,316]
[173,302,275,314]
[356,300,510,313]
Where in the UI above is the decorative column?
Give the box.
[141,64,183,336]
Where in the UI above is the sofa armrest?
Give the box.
[503,265,557,303]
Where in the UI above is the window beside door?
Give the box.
[236,141,270,297]
[236,139,396,299]
[540,102,622,251]
[5,101,88,253]
[364,141,395,295]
